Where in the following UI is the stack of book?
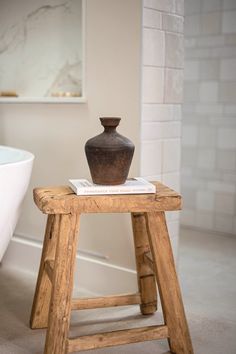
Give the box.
[69,177,156,196]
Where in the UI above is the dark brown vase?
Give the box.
[85,117,135,185]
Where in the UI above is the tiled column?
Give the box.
[141,0,184,257]
[182,0,236,235]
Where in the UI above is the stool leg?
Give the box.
[44,213,80,354]
[145,211,194,354]
[30,214,59,329]
[131,213,157,315]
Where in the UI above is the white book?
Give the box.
[69,177,156,196]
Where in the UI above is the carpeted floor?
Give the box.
[0,228,236,354]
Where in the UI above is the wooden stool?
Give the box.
[30,182,194,354]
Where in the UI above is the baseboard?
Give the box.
[2,235,138,295]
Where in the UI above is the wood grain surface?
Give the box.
[33,181,181,214]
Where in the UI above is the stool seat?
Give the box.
[33,181,181,214]
[30,181,194,354]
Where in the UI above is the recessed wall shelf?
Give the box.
[0,97,87,104]
[0,0,86,104]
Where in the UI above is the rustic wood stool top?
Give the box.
[33,181,182,214]
[30,181,194,354]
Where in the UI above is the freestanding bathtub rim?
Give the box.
[0,145,35,166]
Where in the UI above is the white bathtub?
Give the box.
[0,146,34,261]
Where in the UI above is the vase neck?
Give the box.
[100,117,121,133]
[104,126,117,133]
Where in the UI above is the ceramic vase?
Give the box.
[85,117,135,185]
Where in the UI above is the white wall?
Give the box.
[1,0,142,293]
[182,0,236,235]
[141,0,184,257]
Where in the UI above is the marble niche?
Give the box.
[0,0,84,101]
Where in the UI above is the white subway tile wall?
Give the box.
[162,14,184,33]
[165,33,184,68]
[202,0,222,13]
[143,0,175,13]
[223,0,236,10]
[222,11,236,33]
[143,8,162,29]
[142,67,165,103]
[164,68,184,103]
[141,0,184,252]
[143,28,165,66]
[182,0,236,235]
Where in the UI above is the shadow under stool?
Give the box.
[30,181,194,354]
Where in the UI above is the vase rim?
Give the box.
[100,117,121,127]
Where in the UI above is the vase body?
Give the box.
[85,117,135,185]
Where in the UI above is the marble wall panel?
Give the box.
[0,0,83,97]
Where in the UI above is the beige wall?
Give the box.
[0,0,141,270]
